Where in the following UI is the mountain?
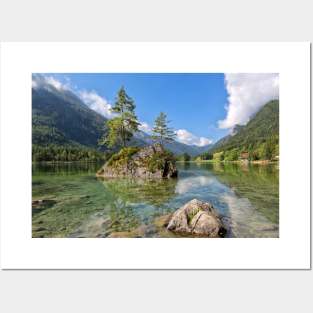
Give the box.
[32,86,107,148]
[32,84,211,156]
[166,142,212,156]
[133,131,212,156]
[209,100,279,153]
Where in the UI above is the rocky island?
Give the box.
[96,144,178,179]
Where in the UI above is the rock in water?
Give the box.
[167,199,226,237]
[96,144,178,179]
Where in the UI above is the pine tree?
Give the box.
[152,112,176,145]
[100,87,140,148]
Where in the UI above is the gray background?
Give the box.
[0,0,311,312]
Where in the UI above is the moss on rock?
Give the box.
[107,147,140,167]
[96,144,178,179]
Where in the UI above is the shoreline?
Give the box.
[176,160,278,165]
[32,160,103,164]
[34,159,279,165]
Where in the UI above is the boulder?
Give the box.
[167,199,226,237]
[96,144,178,179]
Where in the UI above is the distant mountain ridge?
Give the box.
[133,130,212,156]
[32,84,211,156]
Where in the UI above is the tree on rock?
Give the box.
[152,112,176,145]
[100,87,140,148]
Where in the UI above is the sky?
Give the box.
[33,73,279,146]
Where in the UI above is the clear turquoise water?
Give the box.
[32,161,279,238]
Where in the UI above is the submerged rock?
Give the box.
[96,144,178,179]
[153,214,172,228]
[32,199,56,206]
[167,199,226,237]
[32,199,57,214]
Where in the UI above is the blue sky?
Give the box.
[34,73,279,146]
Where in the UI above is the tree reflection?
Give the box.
[98,177,177,206]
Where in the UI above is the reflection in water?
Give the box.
[70,177,178,237]
[221,194,278,238]
[175,176,215,194]
[32,161,279,238]
[211,162,279,224]
[32,161,102,175]
[98,177,177,207]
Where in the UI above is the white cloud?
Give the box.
[139,124,212,146]
[175,129,212,147]
[32,79,38,89]
[138,121,152,133]
[32,74,70,91]
[218,73,279,129]
[32,74,115,119]
[45,76,65,90]
[79,90,115,119]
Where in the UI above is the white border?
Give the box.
[0,42,310,269]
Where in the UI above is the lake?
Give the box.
[32,161,279,238]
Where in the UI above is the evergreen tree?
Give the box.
[182,152,191,162]
[152,112,176,145]
[100,87,140,148]
[32,144,105,162]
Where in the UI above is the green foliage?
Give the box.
[177,152,191,162]
[32,144,107,162]
[147,150,175,173]
[107,147,140,167]
[196,151,213,161]
[213,151,224,161]
[246,135,278,161]
[224,148,239,161]
[100,87,140,148]
[211,100,279,161]
[248,149,260,161]
[112,86,136,114]
[212,100,279,153]
[152,112,176,144]
[186,209,199,224]
[100,117,124,148]
[105,145,175,175]
[263,136,278,160]
[211,135,278,162]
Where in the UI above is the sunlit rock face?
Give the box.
[96,144,178,179]
[167,199,227,237]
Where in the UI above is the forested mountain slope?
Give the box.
[32,87,106,147]
[211,100,279,153]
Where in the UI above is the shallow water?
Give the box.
[32,161,279,238]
